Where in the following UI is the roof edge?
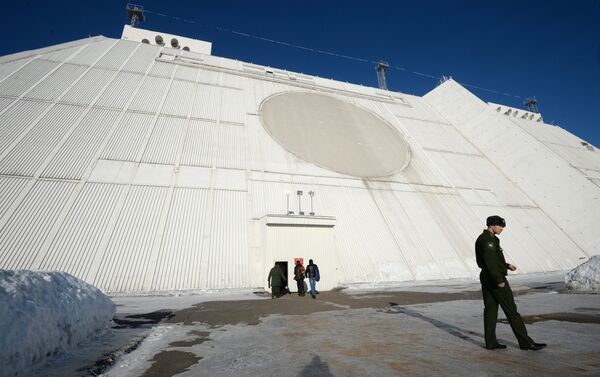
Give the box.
[0,35,107,65]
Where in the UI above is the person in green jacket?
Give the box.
[476,215,546,351]
[268,263,286,299]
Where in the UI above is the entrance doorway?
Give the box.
[275,261,289,294]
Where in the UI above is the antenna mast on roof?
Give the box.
[524,97,539,113]
[376,61,390,90]
[126,3,145,27]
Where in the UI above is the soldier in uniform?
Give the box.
[476,215,547,351]
[268,263,286,299]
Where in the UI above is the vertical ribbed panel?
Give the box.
[0,100,50,154]
[95,72,144,110]
[162,80,196,117]
[0,180,76,269]
[197,69,220,85]
[40,183,124,280]
[101,112,155,161]
[180,119,217,167]
[148,61,175,78]
[141,115,187,165]
[0,104,85,176]
[152,188,209,290]
[214,124,247,170]
[122,44,160,73]
[0,60,60,97]
[174,65,198,82]
[69,39,116,66]
[401,117,478,155]
[38,45,83,62]
[60,68,116,106]
[191,84,220,120]
[0,58,32,81]
[0,98,13,112]
[95,40,138,70]
[222,73,247,89]
[0,176,29,219]
[128,76,170,113]
[42,108,120,179]
[95,186,169,292]
[24,63,88,101]
[220,87,245,124]
[205,190,248,288]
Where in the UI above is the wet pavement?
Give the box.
[100,272,600,377]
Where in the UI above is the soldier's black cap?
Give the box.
[486,215,506,227]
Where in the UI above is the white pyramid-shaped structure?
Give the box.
[0,27,598,293]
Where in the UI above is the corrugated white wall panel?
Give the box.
[38,183,124,280]
[0,104,85,176]
[38,45,84,62]
[95,185,169,292]
[0,59,60,97]
[203,190,248,288]
[174,65,199,82]
[60,68,116,106]
[142,115,187,165]
[0,58,33,82]
[101,112,155,161]
[321,186,390,283]
[0,98,13,112]
[214,123,247,170]
[162,80,195,117]
[0,100,50,154]
[220,87,245,124]
[197,69,220,86]
[24,63,88,101]
[122,44,160,74]
[95,40,138,70]
[148,61,175,78]
[69,39,116,66]
[180,119,218,167]
[401,117,479,155]
[95,72,144,110]
[42,108,120,179]
[129,76,170,113]
[0,180,76,269]
[151,187,209,290]
[0,176,29,219]
[191,84,220,120]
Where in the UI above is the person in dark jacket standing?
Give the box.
[476,215,546,351]
[268,263,286,299]
[305,259,320,299]
[294,260,306,296]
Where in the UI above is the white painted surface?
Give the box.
[0,35,597,293]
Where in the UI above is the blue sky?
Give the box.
[2,1,599,146]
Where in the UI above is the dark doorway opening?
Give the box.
[275,261,289,294]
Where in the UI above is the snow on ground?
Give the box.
[0,270,115,377]
[110,288,264,314]
[565,255,600,292]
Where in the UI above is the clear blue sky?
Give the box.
[2,1,599,146]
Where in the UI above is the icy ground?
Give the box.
[0,270,115,377]
[565,255,600,292]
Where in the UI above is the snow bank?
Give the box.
[565,255,600,293]
[0,270,116,377]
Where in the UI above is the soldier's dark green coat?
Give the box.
[475,229,534,348]
[475,229,508,286]
[268,265,286,298]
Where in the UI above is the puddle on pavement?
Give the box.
[112,309,174,328]
[168,330,211,347]
[140,350,202,377]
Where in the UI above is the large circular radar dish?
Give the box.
[260,92,411,178]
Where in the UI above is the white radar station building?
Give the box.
[0,24,598,293]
